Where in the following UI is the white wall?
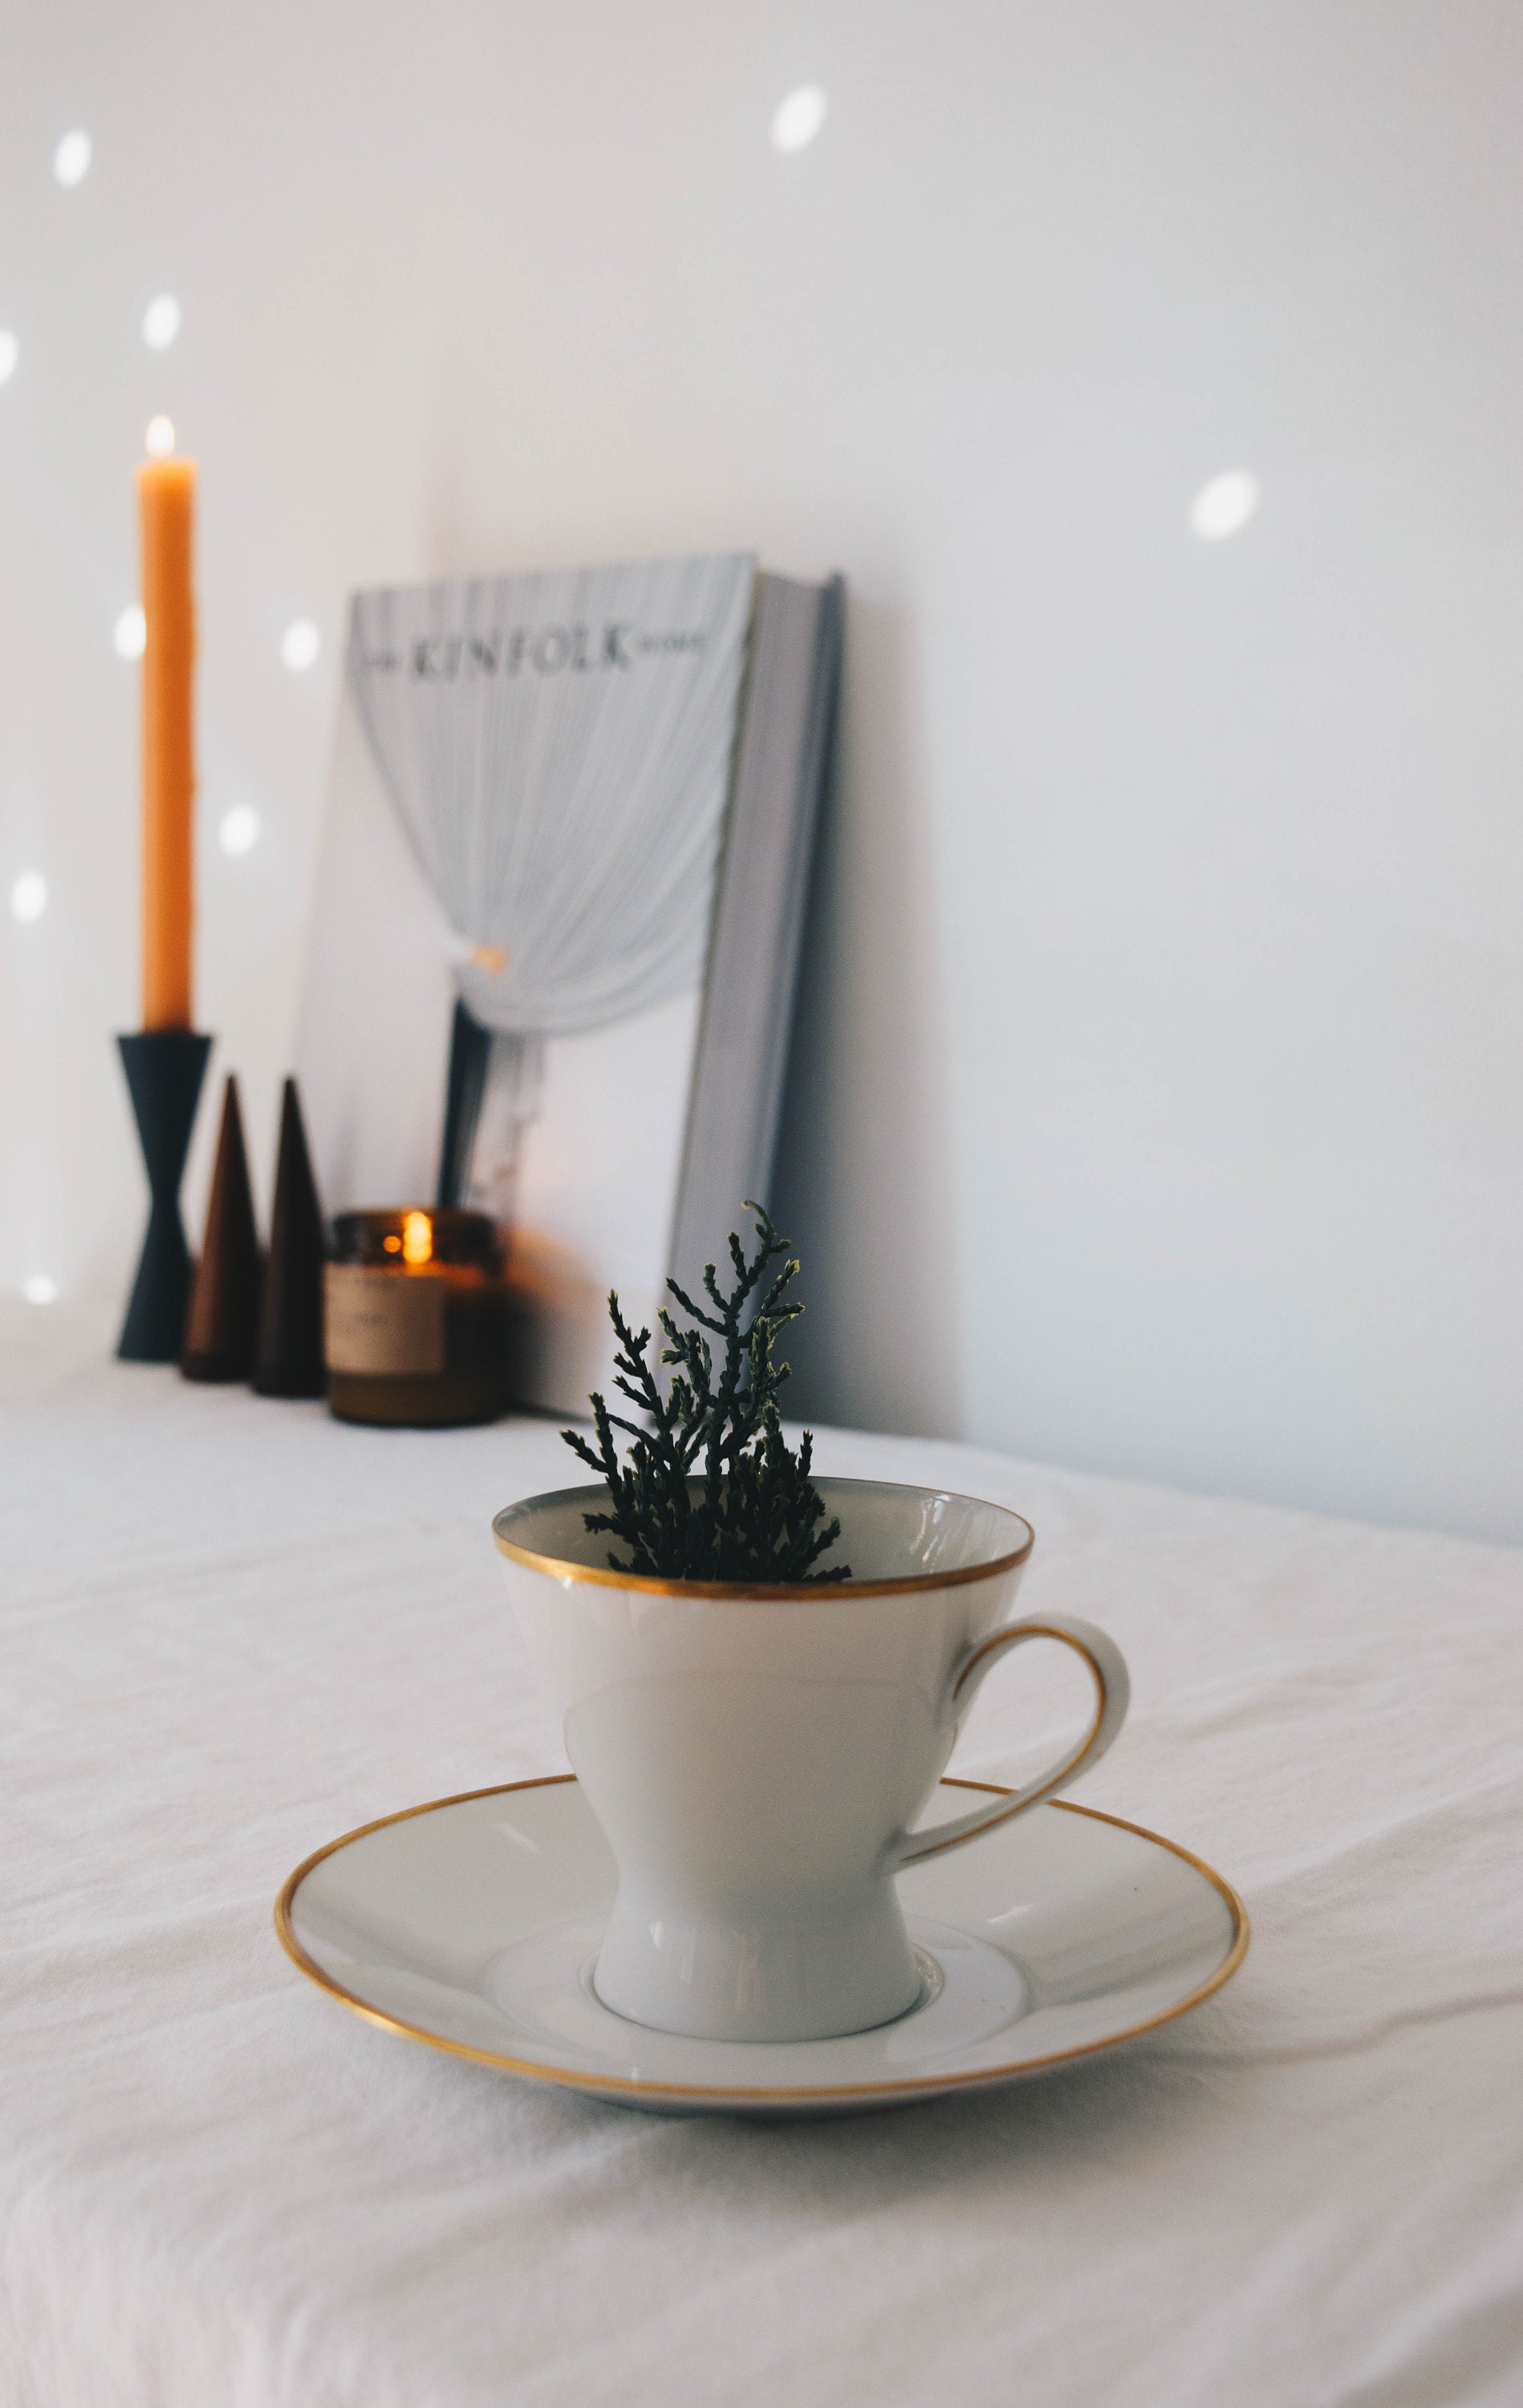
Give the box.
[4,1,1521,1542]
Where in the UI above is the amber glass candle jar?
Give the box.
[325,1209,508,1428]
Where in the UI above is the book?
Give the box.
[295,551,843,1413]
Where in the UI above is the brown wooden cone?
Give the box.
[181,1075,262,1382]
[253,1077,327,1397]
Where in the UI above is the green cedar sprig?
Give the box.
[560,1203,850,1584]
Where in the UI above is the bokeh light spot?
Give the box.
[54,130,91,187]
[142,294,181,351]
[113,605,146,660]
[10,872,48,923]
[280,618,321,673]
[1189,471,1261,542]
[218,805,261,858]
[771,86,827,153]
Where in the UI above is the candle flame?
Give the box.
[401,1210,433,1267]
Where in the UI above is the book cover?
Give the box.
[295,551,839,1413]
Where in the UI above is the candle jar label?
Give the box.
[324,1263,446,1376]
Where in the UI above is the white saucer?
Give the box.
[276,1776,1248,2117]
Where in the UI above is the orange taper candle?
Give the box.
[137,454,197,1029]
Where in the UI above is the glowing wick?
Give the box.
[401,1211,433,1267]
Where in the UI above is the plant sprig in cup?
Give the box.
[561,1204,849,1584]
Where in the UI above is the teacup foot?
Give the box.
[591,1880,927,2044]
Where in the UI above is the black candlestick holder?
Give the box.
[116,1029,213,1361]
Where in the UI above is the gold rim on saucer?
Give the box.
[274,1775,1250,2106]
[491,1478,1036,1601]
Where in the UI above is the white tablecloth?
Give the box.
[4,1302,1521,2407]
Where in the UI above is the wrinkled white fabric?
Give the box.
[2,1300,1521,2408]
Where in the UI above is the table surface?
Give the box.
[4,1301,1522,2408]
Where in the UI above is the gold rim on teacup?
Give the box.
[491,1477,1035,1601]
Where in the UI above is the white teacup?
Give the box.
[493,1477,1128,2044]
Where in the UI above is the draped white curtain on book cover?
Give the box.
[347,553,754,1199]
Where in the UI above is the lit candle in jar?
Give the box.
[324,1208,510,1426]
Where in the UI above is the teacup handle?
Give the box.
[887,1614,1131,1871]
